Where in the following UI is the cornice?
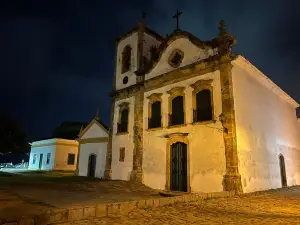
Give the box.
[233,56,300,109]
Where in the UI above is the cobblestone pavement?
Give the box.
[70,187,300,225]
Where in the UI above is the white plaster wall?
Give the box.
[28,145,55,170]
[232,60,300,193]
[78,142,108,178]
[143,33,161,59]
[111,96,135,180]
[146,38,216,80]
[116,32,138,90]
[143,71,227,192]
[81,123,108,139]
[54,143,79,171]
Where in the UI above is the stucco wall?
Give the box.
[232,60,300,193]
[54,141,79,171]
[111,96,135,180]
[143,71,226,192]
[28,145,55,170]
[143,33,161,60]
[146,38,216,81]
[115,32,138,91]
[81,123,108,139]
[78,142,107,178]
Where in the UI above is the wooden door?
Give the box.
[170,142,187,192]
[88,154,97,178]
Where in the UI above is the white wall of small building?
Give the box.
[111,96,135,181]
[28,145,55,170]
[143,70,226,193]
[78,142,108,178]
[232,58,300,193]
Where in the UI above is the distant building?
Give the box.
[28,138,79,171]
[77,116,109,178]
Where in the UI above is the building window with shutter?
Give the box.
[190,79,214,123]
[46,153,51,164]
[167,87,186,127]
[147,93,163,129]
[119,147,125,162]
[117,102,129,134]
[67,153,75,165]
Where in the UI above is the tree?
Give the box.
[0,112,29,157]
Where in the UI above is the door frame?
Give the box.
[279,154,287,187]
[38,154,43,169]
[87,154,97,178]
[165,133,190,192]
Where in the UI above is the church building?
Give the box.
[77,114,109,179]
[103,14,300,194]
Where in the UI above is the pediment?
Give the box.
[79,120,109,139]
[146,33,217,80]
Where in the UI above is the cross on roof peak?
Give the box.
[173,10,183,30]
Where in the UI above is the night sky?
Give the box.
[0,0,299,141]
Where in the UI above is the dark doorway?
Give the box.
[38,154,43,169]
[170,142,187,192]
[279,154,287,187]
[88,154,97,178]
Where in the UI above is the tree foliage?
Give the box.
[0,112,29,155]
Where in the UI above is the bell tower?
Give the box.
[114,15,164,91]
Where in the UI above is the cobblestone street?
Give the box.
[69,187,300,225]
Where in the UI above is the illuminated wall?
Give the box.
[29,138,78,171]
[78,122,109,179]
[143,70,226,192]
[111,96,135,181]
[232,56,300,193]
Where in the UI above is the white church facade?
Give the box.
[103,19,300,194]
[77,117,109,178]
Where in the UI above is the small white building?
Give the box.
[29,138,79,171]
[77,117,109,178]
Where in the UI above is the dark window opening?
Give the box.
[46,153,51,164]
[67,153,75,165]
[119,147,125,162]
[122,45,131,73]
[33,154,36,164]
[118,109,129,133]
[123,76,128,84]
[170,52,183,67]
[169,96,184,126]
[148,101,161,129]
[193,90,213,122]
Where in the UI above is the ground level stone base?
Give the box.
[66,186,300,225]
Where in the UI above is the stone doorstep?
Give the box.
[0,191,233,225]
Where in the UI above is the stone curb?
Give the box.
[0,191,235,225]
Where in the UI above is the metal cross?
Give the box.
[173,10,183,30]
[142,12,146,20]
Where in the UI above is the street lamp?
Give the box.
[218,113,228,134]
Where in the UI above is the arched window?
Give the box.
[171,96,184,126]
[190,79,214,123]
[194,89,213,122]
[122,45,131,73]
[147,93,163,129]
[149,101,161,128]
[117,102,129,133]
[167,87,186,127]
